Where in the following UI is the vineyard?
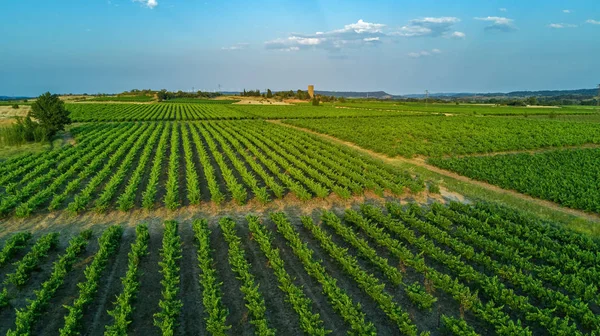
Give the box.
[285,116,600,157]
[428,148,600,213]
[1,202,599,335]
[2,98,600,336]
[67,104,256,121]
[226,104,428,119]
[0,120,422,217]
[64,102,595,123]
[161,98,240,104]
[335,102,598,116]
[86,96,156,102]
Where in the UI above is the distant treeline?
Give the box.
[240,89,343,103]
[156,89,222,101]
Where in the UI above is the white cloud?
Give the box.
[587,19,600,25]
[499,8,507,12]
[289,36,323,45]
[393,17,461,37]
[264,19,385,52]
[563,9,571,14]
[475,16,516,32]
[408,49,441,58]
[338,19,385,34]
[134,0,157,8]
[222,43,249,51]
[265,17,464,53]
[548,23,577,29]
[449,31,466,39]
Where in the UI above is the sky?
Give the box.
[1,0,599,96]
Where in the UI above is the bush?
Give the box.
[312,96,320,106]
[0,117,47,147]
[11,104,19,109]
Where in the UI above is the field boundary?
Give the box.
[270,120,600,234]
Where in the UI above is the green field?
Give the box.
[229,104,429,119]
[429,148,600,213]
[336,101,599,115]
[161,98,239,104]
[86,95,155,102]
[1,201,598,335]
[3,99,600,336]
[66,103,255,121]
[0,120,421,217]
[66,103,431,121]
[285,116,600,157]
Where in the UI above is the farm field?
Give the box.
[86,95,156,102]
[0,120,422,218]
[428,148,600,213]
[336,102,599,116]
[66,103,431,121]
[1,201,599,335]
[67,103,256,121]
[529,114,600,123]
[284,116,600,157]
[161,98,239,104]
[228,104,430,119]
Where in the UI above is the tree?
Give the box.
[266,89,273,98]
[28,92,71,138]
[526,96,538,106]
[312,96,320,106]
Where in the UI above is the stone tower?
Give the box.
[308,85,315,98]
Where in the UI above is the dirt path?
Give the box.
[0,190,448,239]
[269,120,600,223]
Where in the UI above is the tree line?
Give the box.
[240,89,344,104]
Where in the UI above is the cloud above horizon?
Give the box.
[548,23,577,29]
[134,0,157,9]
[264,17,464,52]
[408,48,441,58]
[392,17,462,38]
[587,19,600,25]
[265,19,387,52]
[475,16,516,32]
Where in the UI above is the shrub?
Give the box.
[0,117,47,147]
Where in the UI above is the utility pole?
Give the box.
[425,90,429,108]
[218,84,222,93]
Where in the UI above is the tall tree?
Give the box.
[28,92,71,138]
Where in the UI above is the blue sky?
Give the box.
[1,0,599,96]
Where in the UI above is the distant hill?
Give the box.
[314,91,395,99]
[408,88,599,99]
[0,96,31,101]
